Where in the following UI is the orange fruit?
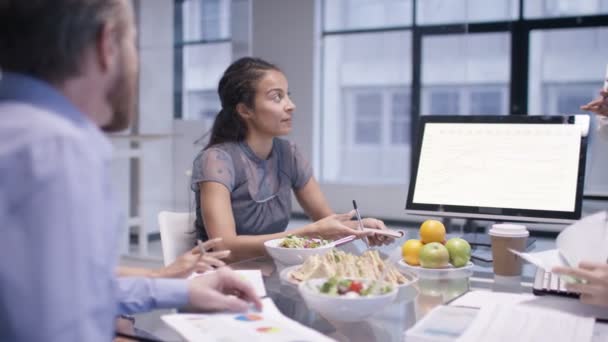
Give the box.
[419,220,446,244]
[402,239,424,266]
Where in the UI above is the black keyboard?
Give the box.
[532,268,580,298]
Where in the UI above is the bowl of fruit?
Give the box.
[399,220,473,279]
[264,235,334,266]
[298,277,397,322]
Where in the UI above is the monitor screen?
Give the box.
[406,115,589,224]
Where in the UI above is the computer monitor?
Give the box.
[406,115,589,224]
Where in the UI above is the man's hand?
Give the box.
[553,261,608,307]
[157,238,230,278]
[580,90,608,116]
[187,268,263,312]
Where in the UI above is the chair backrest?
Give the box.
[157,211,197,266]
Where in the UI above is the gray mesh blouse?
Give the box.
[191,138,313,241]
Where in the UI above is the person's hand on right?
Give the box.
[187,267,263,312]
[308,210,373,241]
[552,261,608,307]
[581,90,608,116]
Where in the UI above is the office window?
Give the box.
[186,90,220,121]
[528,27,608,195]
[182,0,230,41]
[471,89,504,115]
[339,87,410,181]
[540,83,597,115]
[525,0,608,19]
[424,86,507,115]
[353,93,382,144]
[417,0,518,24]
[391,93,410,144]
[175,0,231,120]
[319,0,608,194]
[555,86,597,114]
[201,0,222,39]
[324,0,412,31]
[421,33,510,116]
[344,88,410,146]
[322,30,412,183]
[528,28,608,115]
[429,90,460,115]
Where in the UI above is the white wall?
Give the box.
[251,0,316,169]
[133,0,175,234]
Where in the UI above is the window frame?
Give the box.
[421,84,509,115]
[542,82,599,115]
[342,86,411,147]
[319,0,608,183]
[174,0,231,120]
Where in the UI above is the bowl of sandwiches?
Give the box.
[281,249,418,302]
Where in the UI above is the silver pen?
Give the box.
[352,200,370,248]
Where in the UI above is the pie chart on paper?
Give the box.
[234,314,263,322]
[256,326,281,333]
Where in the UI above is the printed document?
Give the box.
[511,211,608,271]
[457,303,595,342]
[162,297,335,342]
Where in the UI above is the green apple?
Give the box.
[419,242,450,268]
[445,238,471,267]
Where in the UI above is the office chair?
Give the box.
[157,211,196,266]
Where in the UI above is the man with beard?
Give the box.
[0,1,261,341]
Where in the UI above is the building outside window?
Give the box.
[423,85,508,115]
[319,0,608,196]
[175,0,231,125]
[171,0,608,195]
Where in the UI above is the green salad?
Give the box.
[318,277,393,297]
[279,235,330,249]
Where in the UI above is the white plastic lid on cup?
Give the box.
[489,223,529,238]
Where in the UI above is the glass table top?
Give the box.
[145,255,536,342]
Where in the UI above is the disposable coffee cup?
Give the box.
[489,224,529,276]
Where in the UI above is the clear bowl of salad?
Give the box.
[298,277,398,322]
[264,235,334,266]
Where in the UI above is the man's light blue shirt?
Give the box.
[0,72,189,341]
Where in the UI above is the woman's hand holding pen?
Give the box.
[343,217,395,246]
[155,238,231,278]
[307,211,373,241]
